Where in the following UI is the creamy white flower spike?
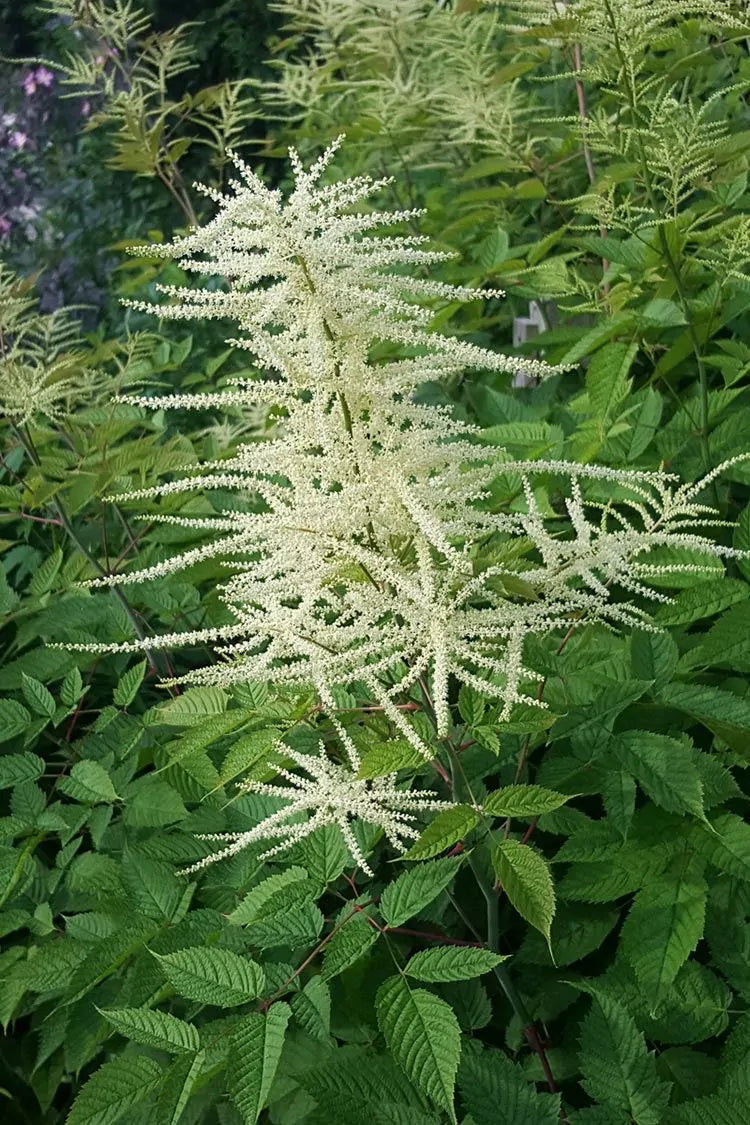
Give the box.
[65,142,745,743]
[180,741,452,877]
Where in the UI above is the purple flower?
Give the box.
[81,100,91,118]
[35,67,55,88]
[23,73,37,96]
[8,131,28,150]
[0,216,11,237]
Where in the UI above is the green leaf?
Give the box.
[406,946,506,982]
[458,1041,561,1125]
[123,779,187,828]
[376,975,460,1121]
[220,727,280,784]
[601,771,636,839]
[60,666,84,707]
[228,1004,291,1124]
[629,630,677,689]
[402,806,478,860]
[291,823,349,884]
[148,686,228,727]
[694,812,750,881]
[122,853,184,921]
[21,674,55,718]
[229,867,311,925]
[587,341,636,428]
[641,297,686,327]
[357,739,424,779]
[614,732,704,819]
[29,547,62,597]
[381,855,463,927]
[97,1006,200,1054]
[682,603,750,673]
[113,661,147,708]
[478,225,510,270]
[0,699,31,744]
[551,681,650,753]
[321,909,379,980]
[484,784,571,818]
[628,387,663,459]
[66,920,158,1004]
[153,946,265,1008]
[157,1050,206,1125]
[0,752,44,789]
[458,685,486,727]
[67,1055,163,1125]
[59,761,119,805]
[290,975,331,1040]
[621,859,708,1010]
[492,840,555,943]
[578,991,672,1124]
[655,577,749,626]
[659,684,750,754]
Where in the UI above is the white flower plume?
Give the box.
[65,140,745,747]
[180,739,452,877]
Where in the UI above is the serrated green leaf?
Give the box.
[21,674,55,718]
[59,761,119,805]
[97,1005,200,1054]
[402,806,478,861]
[148,686,228,727]
[655,578,749,626]
[228,1003,291,1124]
[587,341,636,428]
[66,1054,163,1125]
[695,812,750,880]
[113,661,147,708]
[406,946,506,982]
[0,699,31,744]
[321,909,379,980]
[157,1049,206,1125]
[220,727,280,784]
[376,974,460,1120]
[458,685,486,727]
[154,946,265,1007]
[659,684,750,754]
[0,752,44,789]
[229,867,310,925]
[290,975,331,1040]
[66,919,158,1004]
[381,856,463,927]
[484,784,571,818]
[122,853,183,921]
[579,991,672,1124]
[123,778,187,828]
[621,858,708,1010]
[356,739,424,779]
[458,1041,561,1125]
[29,548,62,597]
[291,824,349,884]
[492,840,555,942]
[60,666,84,707]
[615,732,704,819]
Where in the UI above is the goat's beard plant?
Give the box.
[70,138,742,875]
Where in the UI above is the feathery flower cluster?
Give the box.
[68,140,743,758]
[181,735,452,877]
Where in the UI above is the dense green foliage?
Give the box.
[3,2,750,1123]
